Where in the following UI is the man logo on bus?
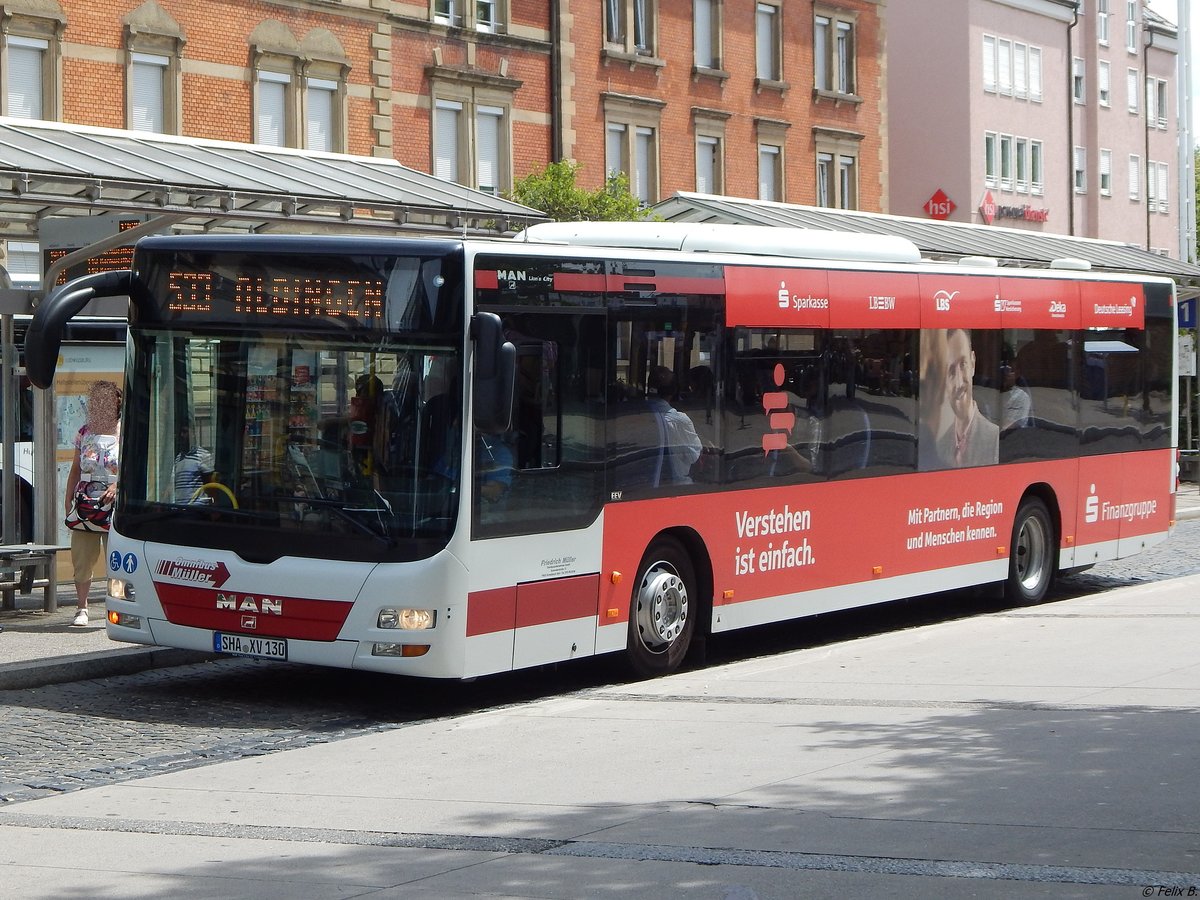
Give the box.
[934,290,958,312]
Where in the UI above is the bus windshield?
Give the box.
[118,328,462,563]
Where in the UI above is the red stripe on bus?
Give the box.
[466,586,516,636]
[606,274,726,295]
[475,270,499,290]
[553,273,606,292]
[155,581,350,641]
[515,574,600,629]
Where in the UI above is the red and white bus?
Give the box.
[25,222,1178,678]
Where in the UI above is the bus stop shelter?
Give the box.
[0,117,546,606]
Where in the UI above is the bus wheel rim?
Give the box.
[637,565,688,650]
[1016,515,1047,591]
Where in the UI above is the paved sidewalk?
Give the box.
[3,486,1199,692]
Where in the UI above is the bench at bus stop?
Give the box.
[0,544,70,613]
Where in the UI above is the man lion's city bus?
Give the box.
[24,223,1178,678]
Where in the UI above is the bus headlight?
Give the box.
[108,578,135,601]
[377,608,436,630]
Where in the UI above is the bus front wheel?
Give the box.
[627,537,696,678]
[1005,496,1055,606]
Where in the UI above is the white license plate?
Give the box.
[213,632,288,660]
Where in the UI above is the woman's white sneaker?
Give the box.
[71,609,89,627]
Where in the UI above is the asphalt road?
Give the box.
[2,518,1197,810]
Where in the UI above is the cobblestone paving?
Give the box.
[1,519,1197,806]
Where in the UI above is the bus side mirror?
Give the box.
[471,311,516,434]
[26,270,133,389]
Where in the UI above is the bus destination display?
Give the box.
[166,270,385,321]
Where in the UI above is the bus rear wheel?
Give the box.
[627,537,696,678]
[1005,496,1054,606]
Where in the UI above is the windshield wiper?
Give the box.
[294,496,396,546]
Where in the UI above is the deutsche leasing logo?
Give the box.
[1093,295,1138,317]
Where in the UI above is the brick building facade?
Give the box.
[0,0,887,263]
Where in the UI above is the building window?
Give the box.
[256,70,292,147]
[3,240,40,285]
[1098,61,1110,107]
[755,3,781,83]
[1149,160,1168,213]
[129,52,168,132]
[1072,57,1085,104]
[6,35,46,119]
[815,8,855,95]
[252,25,349,151]
[997,38,1012,95]
[604,95,662,204]
[999,134,1013,191]
[1028,47,1042,101]
[983,35,996,92]
[696,134,722,194]
[475,105,503,194]
[434,99,463,182]
[1146,77,1167,128]
[606,0,656,57]
[758,144,781,201]
[984,131,998,188]
[433,1,505,33]
[814,128,860,210]
[1098,0,1110,45]
[306,78,336,151]
[429,66,519,193]
[124,4,183,134]
[1127,67,1139,112]
[1128,153,1140,200]
[1099,148,1112,196]
[1015,137,1028,192]
[1030,140,1043,195]
[2,9,62,120]
[1074,146,1086,193]
[1125,0,1137,53]
[694,0,721,70]
[1013,42,1027,99]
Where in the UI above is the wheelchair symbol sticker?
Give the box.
[109,551,122,572]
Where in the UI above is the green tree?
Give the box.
[507,160,656,222]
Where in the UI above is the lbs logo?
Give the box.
[934,290,958,311]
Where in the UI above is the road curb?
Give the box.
[0,647,214,692]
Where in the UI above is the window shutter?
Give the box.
[476,106,502,194]
[131,54,168,133]
[756,6,774,80]
[1128,155,1139,199]
[1028,48,1042,101]
[606,123,626,177]
[7,42,45,119]
[257,73,290,146]
[306,80,336,151]
[696,136,716,193]
[434,100,462,182]
[634,126,653,203]
[694,0,713,68]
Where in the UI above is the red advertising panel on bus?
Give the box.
[725,265,830,328]
[917,274,1002,329]
[997,277,1081,330]
[1080,281,1145,328]
[826,270,922,329]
